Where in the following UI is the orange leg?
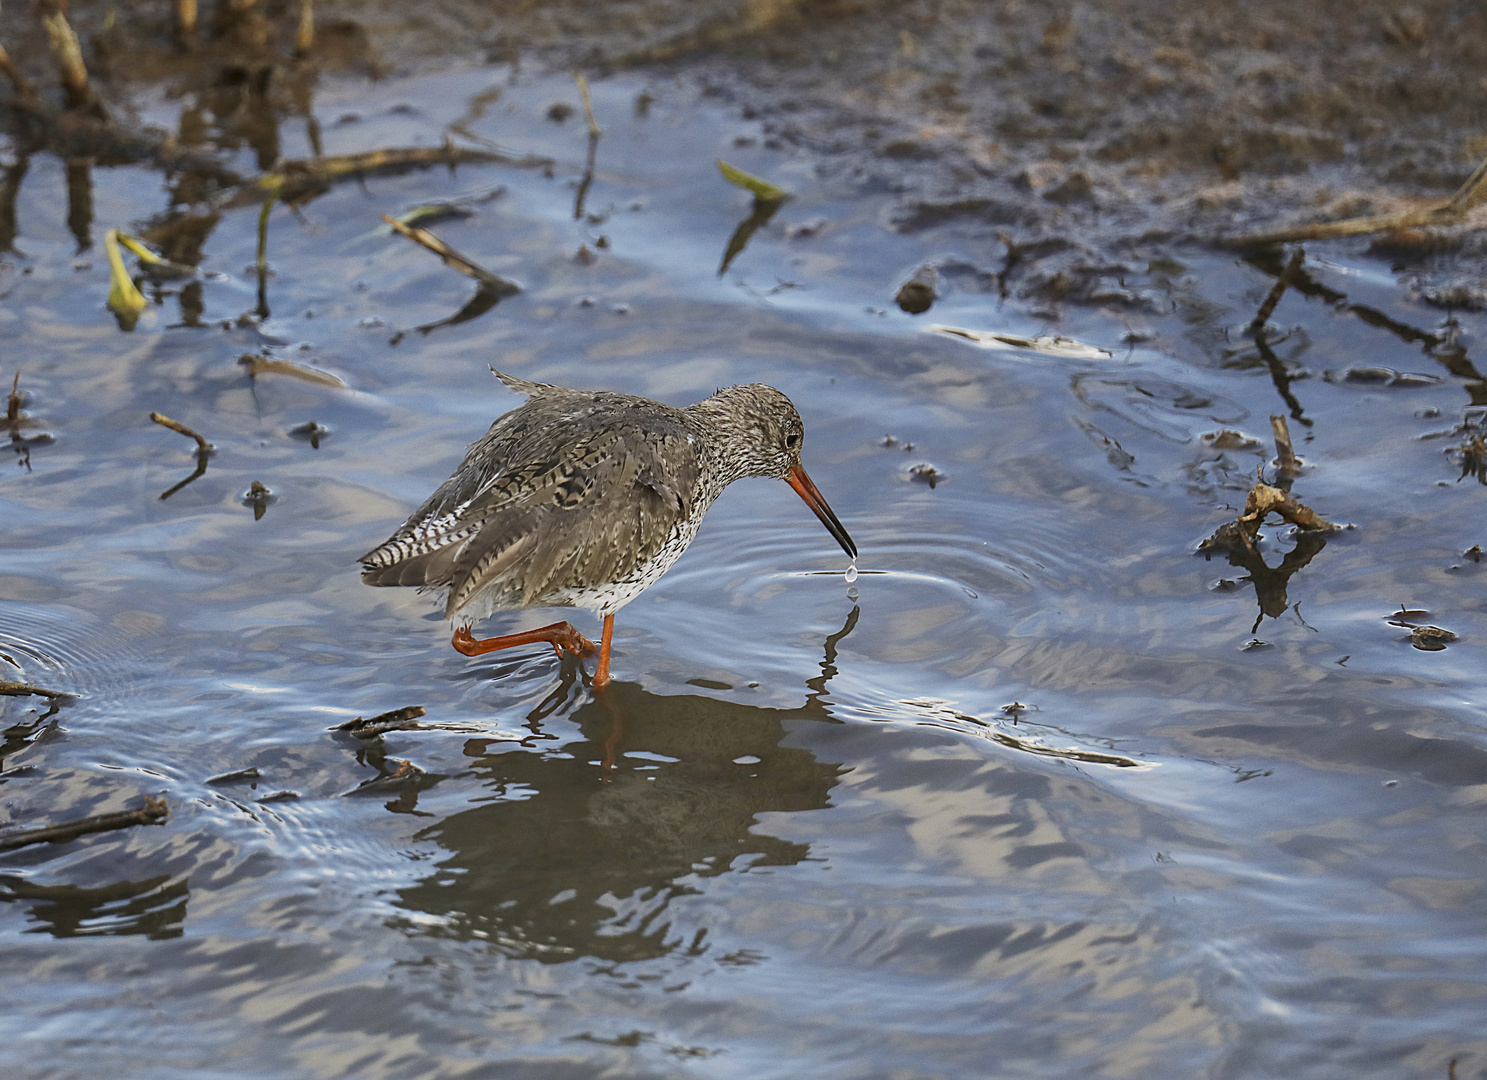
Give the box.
[451,621,597,660]
[592,614,615,689]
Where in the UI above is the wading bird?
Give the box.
[360,371,856,687]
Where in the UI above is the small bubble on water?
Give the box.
[845,562,858,584]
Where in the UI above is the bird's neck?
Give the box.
[685,393,764,488]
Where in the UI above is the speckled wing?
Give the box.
[359,388,703,618]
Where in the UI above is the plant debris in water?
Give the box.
[288,421,329,448]
[1407,625,1458,651]
[242,480,275,520]
[0,796,168,852]
[204,767,262,786]
[906,462,944,488]
[103,227,147,329]
[716,159,790,204]
[237,353,348,388]
[332,706,429,738]
[930,324,1113,359]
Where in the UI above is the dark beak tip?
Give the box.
[787,466,856,562]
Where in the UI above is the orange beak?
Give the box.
[787,465,857,559]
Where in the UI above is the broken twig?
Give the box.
[238,353,346,388]
[149,411,211,451]
[0,796,168,852]
[332,705,427,739]
[150,412,212,499]
[988,728,1139,767]
[1243,477,1336,532]
[249,145,541,206]
[1225,152,1487,246]
[382,214,521,294]
[244,480,272,520]
[205,767,261,785]
[1200,473,1339,557]
[37,1,99,115]
[0,679,73,700]
[1270,414,1300,491]
[573,70,601,138]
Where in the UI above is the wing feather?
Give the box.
[360,388,704,617]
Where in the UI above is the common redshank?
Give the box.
[359,370,856,687]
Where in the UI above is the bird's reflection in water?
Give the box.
[393,609,857,963]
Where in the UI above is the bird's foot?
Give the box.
[450,626,485,656]
[451,622,597,660]
[551,623,599,659]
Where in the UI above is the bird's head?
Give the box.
[696,384,856,559]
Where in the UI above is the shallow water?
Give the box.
[3,65,1486,1079]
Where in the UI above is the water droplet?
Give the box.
[845,562,858,584]
[846,586,859,600]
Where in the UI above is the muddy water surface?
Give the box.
[3,65,1486,1079]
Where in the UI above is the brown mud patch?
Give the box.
[6,0,1486,310]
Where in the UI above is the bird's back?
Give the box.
[359,378,706,618]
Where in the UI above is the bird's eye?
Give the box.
[785,432,801,449]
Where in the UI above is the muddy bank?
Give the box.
[6,0,1486,313]
[8,0,1486,211]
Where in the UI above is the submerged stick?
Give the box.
[0,796,168,852]
[987,728,1140,768]
[205,767,260,785]
[237,353,347,388]
[382,214,520,293]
